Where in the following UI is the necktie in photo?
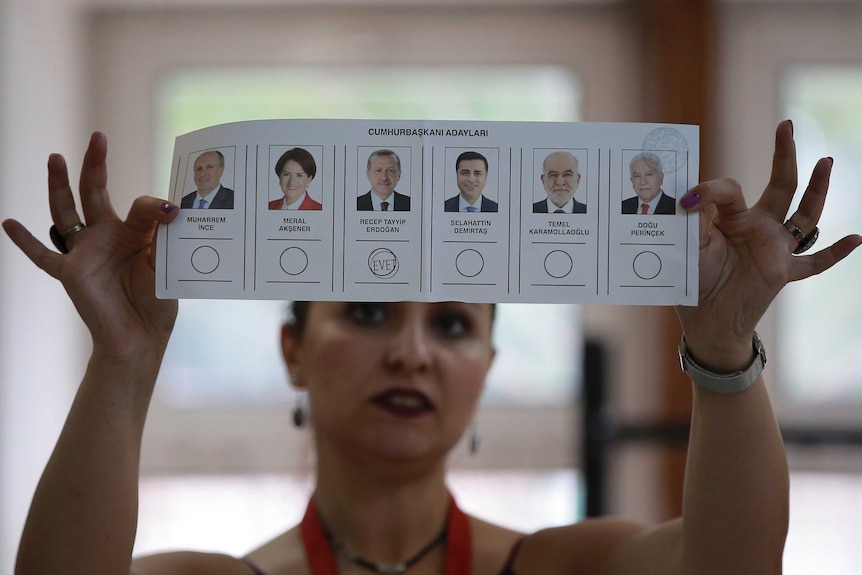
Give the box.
[381,201,389,211]
[554,208,565,214]
[198,198,208,209]
[640,203,649,214]
[465,206,478,213]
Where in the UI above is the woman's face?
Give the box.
[281,302,495,465]
[278,159,312,203]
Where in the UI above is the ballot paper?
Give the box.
[155,119,698,304]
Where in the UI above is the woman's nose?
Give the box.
[384,315,432,371]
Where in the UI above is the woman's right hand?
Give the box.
[2,132,181,359]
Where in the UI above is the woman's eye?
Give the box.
[434,313,470,338]
[348,303,386,325]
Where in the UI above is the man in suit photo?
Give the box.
[356,149,410,211]
[181,150,235,209]
[622,152,677,215]
[533,151,587,214]
[444,151,498,212]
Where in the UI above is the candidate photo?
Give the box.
[269,147,322,211]
[444,151,498,213]
[357,149,410,211]
[622,152,677,215]
[533,151,587,214]
[181,150,235,209]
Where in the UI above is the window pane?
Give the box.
[135,470,580,556]
[158,300,291,406]
[158,302,580,407]
[155,67,582,407]
[778,68,862,404]
[784,471,862,574]
[155,66,580,197]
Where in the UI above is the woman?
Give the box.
[270,147,322,210]
[3,121,859,575]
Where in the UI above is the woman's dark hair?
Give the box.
[288,301,312,337]
[287,301,496,339]
[275,148,317,179]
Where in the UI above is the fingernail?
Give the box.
[828,156,834,166]
[160,202,178,213]
[788,119,794,137]
[680,192,700,209]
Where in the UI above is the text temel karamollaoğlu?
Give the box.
[155,119,699,305]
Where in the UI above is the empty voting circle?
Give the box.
[280,247,309,276]
[633,251,662,280]
[455,249,484,278]
[543,250,573,279]
[191,246,220,274]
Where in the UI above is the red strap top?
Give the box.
[242,495,522,575]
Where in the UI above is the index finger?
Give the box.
[681,177,748,219]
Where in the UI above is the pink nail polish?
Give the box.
[680,192,700,209]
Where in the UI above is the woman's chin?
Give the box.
[353,427,453,465]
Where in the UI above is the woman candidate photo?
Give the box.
[270,147,322,211]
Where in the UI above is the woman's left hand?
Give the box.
[676,120,861,370]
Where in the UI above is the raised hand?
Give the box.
[677,120,862,369]
[2,132,181,357]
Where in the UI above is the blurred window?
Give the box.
[721,5,862,573]
[777,67,862,405]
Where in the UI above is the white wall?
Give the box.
[0,1,88,573]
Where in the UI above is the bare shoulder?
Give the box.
[514,517,664,575]
[469,515,524,573]
[243,526,309,575]
[131,550,255,575]
[131,527,307,575]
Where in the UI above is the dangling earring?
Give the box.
[292,391,307,428]
[469,419,480,456]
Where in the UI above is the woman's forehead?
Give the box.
[299,301,495,324]
[309,301,494,314]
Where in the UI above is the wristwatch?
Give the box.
[678,331,767,394]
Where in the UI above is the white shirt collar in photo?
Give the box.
[459,195,482,212]
[193,185,222,209]
[639,190,664,215]
[371,191,394,211]
[546,198,575,213]
[281,192,307,210]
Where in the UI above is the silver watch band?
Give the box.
[678,332,767,394]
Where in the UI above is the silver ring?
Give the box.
[784,220,819,254]
[49,222,86,254]
[62,222,87,240]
